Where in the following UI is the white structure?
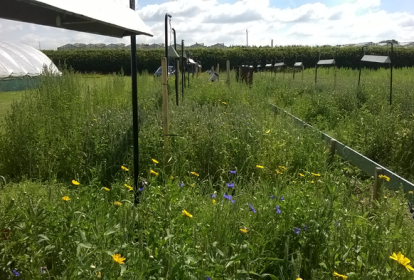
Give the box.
[0,41,60,80]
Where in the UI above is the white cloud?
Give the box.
[0,0,413,49]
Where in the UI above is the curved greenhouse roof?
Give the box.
[0,41,60,80]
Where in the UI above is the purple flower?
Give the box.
[206,277,211,280]
[139,187,144,192]
[210,193,216,198]
[270,195,276,199]
[335,221,339,227]
[276,205,281,214]
[226,182,235,188]
[231,200,235,203]
[230,170,236,174]
[13,270,20,276]
[294,227,301,235]
[249,204,256,214]
[223,194,232,200]
[179,182,184,187]
[246,115,249,118]
[280,196,285,201]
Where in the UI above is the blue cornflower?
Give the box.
[303,225,309,231]
[280,196,285,201]
[335,221,339,227]
[231,200,235,203]
[210,193,216,198]
[270,195,276,199]
[294,227,301,235]
[226,182,235,188]
[223,194,232,200]
[206,277,211,280]
[249,204,256,214]
[139,187,144,192]
[179,182,184,187]
[276,205,281,214]
[230,170,236,174]
[13,270,20,276]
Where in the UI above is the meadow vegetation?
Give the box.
[1,68,414,279]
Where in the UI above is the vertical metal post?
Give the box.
[315,65,317,85]
[130,0,139,205]
[390,42,393,106]
[172,28,178,106]
[181,40,184,99]
[165,13,171,69]
[358,46,364,87]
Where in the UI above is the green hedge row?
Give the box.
[43,46,414,75]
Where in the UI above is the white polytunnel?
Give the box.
[0,41,61,80]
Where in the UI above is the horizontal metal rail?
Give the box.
[270,103,414,193]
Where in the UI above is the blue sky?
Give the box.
[0,0,413,49]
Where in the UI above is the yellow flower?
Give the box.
[152,158,159,164]
[103,187,110,191]
[299,173,305,177]
[71,179,80,186]
[170,176,174,180]
[191,171,199,177]
[296,278,303,280]
[150,170,159,176]
[62,196,70,201]
[378,174,391,182]
[256,165,264,169]
[384,196,387,199]
[121,166,129,171]
[333,271,347,279]
[266,129,271,134]
[240,228,248,234]
[97,271,101,278]
[278,166,287,171]
[222,101,227,105]
[276,170,283,175]
[311,181,314,184]
[409,191,414,194]
[93,119,98,121]
[124,184,133,191]
[212,199,216,204]
[112,254,126,264]
[182,209,193,218]
[311,172,321,177]
[390,252,414,272]
[114,201,122,206]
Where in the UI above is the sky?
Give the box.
[0,0,413,50]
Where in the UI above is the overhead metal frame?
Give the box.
[357,43,393,105]
[315,49,337,87]
[0,0,153,205]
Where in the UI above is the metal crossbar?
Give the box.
[270,103,414,193]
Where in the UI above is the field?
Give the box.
[1,67,414,279]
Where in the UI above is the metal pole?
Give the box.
[165,13,172,66]
[358,47,363,86]
[130,0,139,205]
[390,42,393,106]
[181,40,184,99]
[172,28,178,106]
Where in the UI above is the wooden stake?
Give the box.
[162,57,169,165]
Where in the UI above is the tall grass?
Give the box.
[1,70,414,279]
